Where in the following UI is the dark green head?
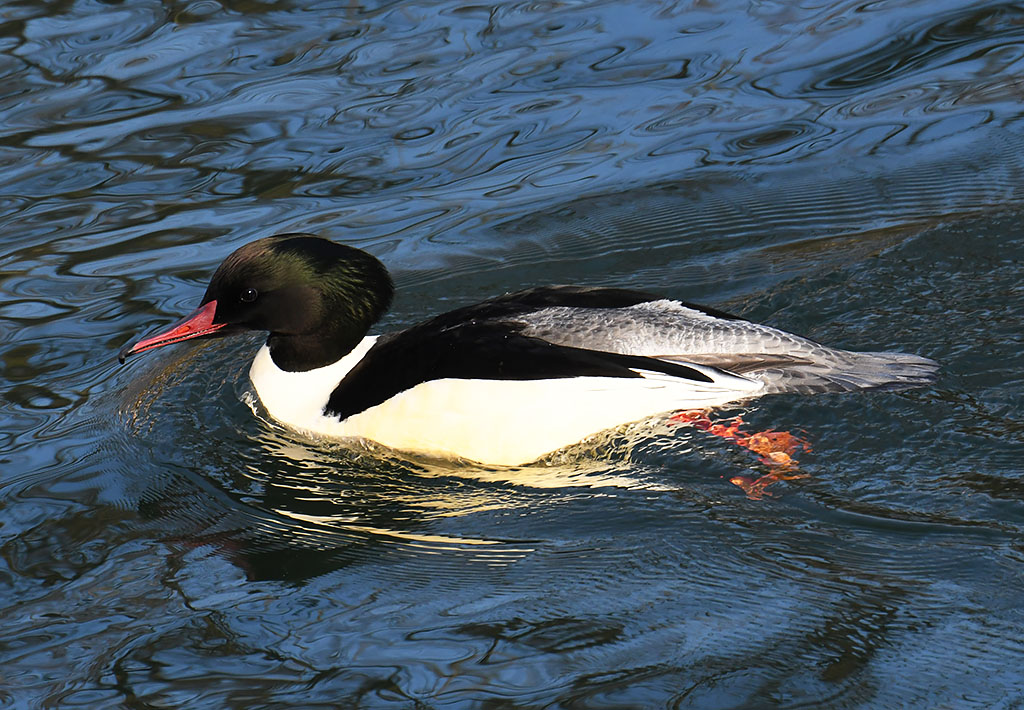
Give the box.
[120,234,394,371]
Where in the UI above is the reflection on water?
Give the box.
[2,0,1024,706]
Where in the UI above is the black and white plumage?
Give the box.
[119,234,937,465]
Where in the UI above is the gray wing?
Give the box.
[512,299,937,394]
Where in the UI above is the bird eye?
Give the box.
[240,287,258,303]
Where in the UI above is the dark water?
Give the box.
[3,0,1024,706]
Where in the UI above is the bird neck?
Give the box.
[266,326,369,372]
[262,241,394,372]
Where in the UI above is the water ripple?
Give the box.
[800,3,1024,95]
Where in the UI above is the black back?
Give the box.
[324,286,724,421]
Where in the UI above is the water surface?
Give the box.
[2,0,1024,707]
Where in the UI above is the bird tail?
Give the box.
[752,350,939,395]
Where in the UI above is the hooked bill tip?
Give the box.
[117,340,136,364]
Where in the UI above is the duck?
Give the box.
[119,233,937,465]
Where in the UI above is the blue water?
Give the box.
[2,0,1024,707]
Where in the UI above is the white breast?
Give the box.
[249,339,764,466]
[249,337,377,429]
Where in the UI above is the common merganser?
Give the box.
[119,234,937,465]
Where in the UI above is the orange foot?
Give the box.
[668,410,811,498]
[727,470,810,500]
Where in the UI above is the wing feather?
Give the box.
[512,298,937,394]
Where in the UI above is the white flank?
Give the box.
[249,339,764,466]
